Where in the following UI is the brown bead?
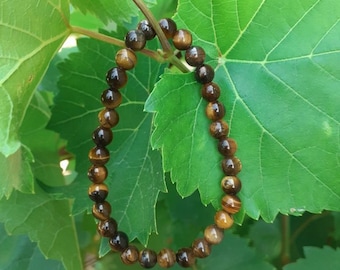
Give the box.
[185,46,205,67]
[98,108,119,128]
[139,248,157,268]
[88,183,108,203]
[125,29,146,51]
[209,120,229,138]
[221,157,242,175]
[221,176,242,194]
[92,201,112,220]
[218,137,237,157]
[87,165,108,184]
[115,48,137,70]
[97,218,117,238]
[92,126,113,147]
[109,231,129,252]
[204,224,224,245]
[88,146,110,165]
[173,29,192,50]
[101,89,122,109]
[176,248,196,268]
[106,67,127,89]
[201,82,220,102]
[137,20,156,40]
[221,194,242,214]
[192,238,211,258]
[159,18,177,39]
[121,245,139,265]
[195,64,215,84]
[214,210,234,229]
[206,101,225,121]
[157,248,176,268]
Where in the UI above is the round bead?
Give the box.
[218,137,237,157]
[192,238,211,258]
[159,18,177,38]
[176,248,196,268]
[214,210,234,229]
[157,248,176,268]
[101,89,122,109]
[201,82,220,102]
[221,194,242,214]
[98,108,119,128]
[92,126,113,147]
[92,201,112,220]
[209,120,229,138]
[185,46,205,67]
[115,48,137,70]
[139,248,157,268]
[106,67,127,89]
[109,231,129,252]
[125,29,146,51]
[173,29,192,50]
[221,176,242,194]
[87,165,108,184]
[121,245,139,265]
[137,20,156,40]
[88,146,110,165]
[88,183,108,203]
[195,64,215,84]
[97,218,117,237]
[206,101,225,121]
[221,157,242,175]
[204,224,224,245]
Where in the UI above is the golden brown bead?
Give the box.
[98,108,119,128]
[221,157,242,175]
[106,67,127,89]
[88,146,110,165]
[115,48,137,70]
[176,248,196,268]
[157,248,176,268]
[185,46,205,67]
[214,210,234,229]
[121,245,139,265]
[201,82,221,102]
[209,120,229,138]
[125,29,146,51]
[159,18,177,39]
[97,218,117,238]
[173,29,192,50]
[88,183,109,203]
[204,224,224,245]
[92,126,113,147]
[218,137,237,157]
[92,201,112,221]
[137,19,156,40]
[87,165,108,184]
[221,176,242,194]
[195,64,215,84]
[139,248,157,268]
[109,231,129,252]
[101,89,122,109]
[192,238,211,258]
[206,101,226,121]
[221,194,241,214]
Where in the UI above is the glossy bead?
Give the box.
[176,248,196,268]
[206,101,225,121]
[214,210,234,229]
[221,194,242,214]
[101,89,122,109]
[88,146,110,165]
[192,238,211,258]
[201,82,220,102]
[125,29,146,51]
[92,126,113,146]
[106,67,127,89]
[204,224,224,245]
[185,46,205,67]
[97,218,117,237]
[92,201,112,220]
[115,48,137,70]
[218,137,237,157]
[159,18,177,39]
[173,29,192,50]
[121,245,139,265]
[137,19,156,40]
[109,231,129,252]
[88,183,108,203]
[195,64,215,84]
[87,165,108,184]
[139,248,157,268]
[157,248,176,268]
[98,108,119,128]
[209,120,229,138]
[221,157,242,175]
[221,176,242,194]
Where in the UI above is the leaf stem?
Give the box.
[281,215,291,266]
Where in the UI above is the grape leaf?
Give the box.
[146,0,340,222]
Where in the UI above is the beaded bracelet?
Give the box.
[87,18,242,268]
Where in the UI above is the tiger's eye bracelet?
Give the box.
[87,18,242,268]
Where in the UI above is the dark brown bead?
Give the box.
[214,210,234,229]
[101,89,122,109]
[159,18,177,39]
[201,82,221,102]
[92,126,113,147]
[92,201,112,220]
[97,218,117,237]
[218,137,237,157]
[109,231,129,252]
[192,238,211,258]
[87,165,108,184]
[125,29,146,51]
[98,109,119,128]
[115,48,137,70]
[221,176,242,194]
[88,146,110,165]
[209,120,229,138]
[139,248,157,268]
[185,46,205,67]
[106,67,127,89]
[176,248,196,268]
[204,224,224,245]
[195,64,215,84]
[137,19,156,40]
[206,101,225,121]
[221,194,242,214]
[173,29,192,50]
[157,248,176,268]
[121,245,139,265]
[221,157,242,175]
[88,183,108,203]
